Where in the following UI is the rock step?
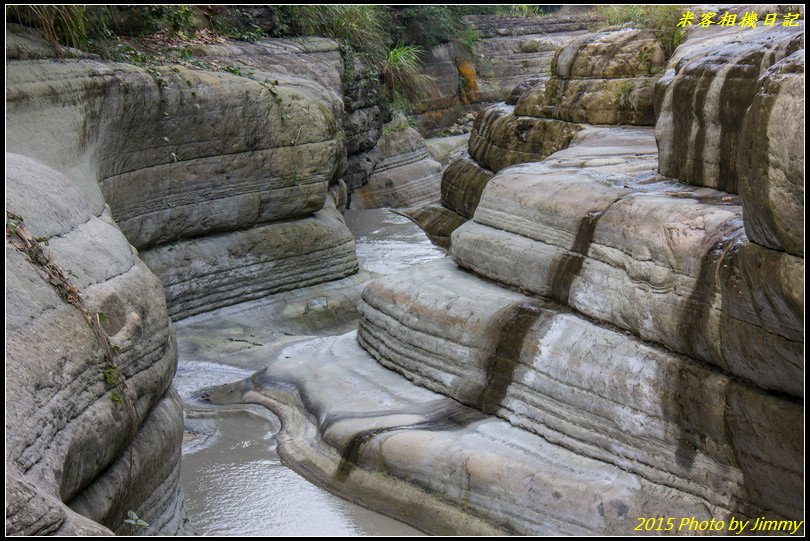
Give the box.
[452,126,802,397]
[141,199,358,321]
[358,258,802,521]
[209,331,726,536]
[468,104,583,172]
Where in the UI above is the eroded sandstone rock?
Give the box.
[515,29,665,125]
[440,152,496,219]
[141,198,358,320]
[738,50,804,256]
[468,104,583,172]
[351,116,443,209]
[396,205,466,249]
[5,154,184,534]
[358,258,803,522]
[655,25,803,192]
[450,126,803,397]
[208,331,722,535]
[6,35,359,319]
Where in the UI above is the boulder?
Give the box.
[468,104,583,172]
[515,29,665,125]
[351,116,443,209]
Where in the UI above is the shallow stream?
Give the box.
[176,209,444,535]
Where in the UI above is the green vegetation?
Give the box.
[103,365,121,386]
[124,510,150,530]
[598,5,685,58]
[6,4,561,117]
[383,43,432,101]
[7,5,94,54]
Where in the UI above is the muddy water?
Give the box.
[344,208,447,274]
[177,208,442,535]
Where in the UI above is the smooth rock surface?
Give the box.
[451,126,803,396]
[396,205,466,249]
[424,133,470,165]
[207,331,721,536]
[141,199,358,320]
[655,25,804,192]
[6,33,360,319]
[5,154,185,534]
[358,258,803,522]
[738,49,805,256]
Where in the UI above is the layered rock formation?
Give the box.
[340,54,385,192]
[5,29,362,534]
[6,154,184,535]
[515,29,665,125]
[655,25,804,192]
[218,23,804,533]
[7,35,359,320]
[210,331,720,536]
[350,115,443,209]
[351,124,804,529]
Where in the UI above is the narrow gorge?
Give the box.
[5,5,804,536]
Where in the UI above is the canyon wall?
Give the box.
[5,29,361,534]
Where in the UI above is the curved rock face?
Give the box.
[6,36,359,319]
[141,199,357,320]
[397,205,466,249]
[738,50,804,257]
[357,258,802,523]
[515,29,665,125]
[210,331,719,536]
[6,154,184,535]
[451,126,803,397]
[352,120,803,530]
[473,32,586,104]
[351,116,443,209]
[468,104,582,171]
[655,25,804,192]
[5,30,361,535]
[440,152,495,219]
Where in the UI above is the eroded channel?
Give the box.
[176,209,444,535]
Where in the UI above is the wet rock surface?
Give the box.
[738,50,805,256]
